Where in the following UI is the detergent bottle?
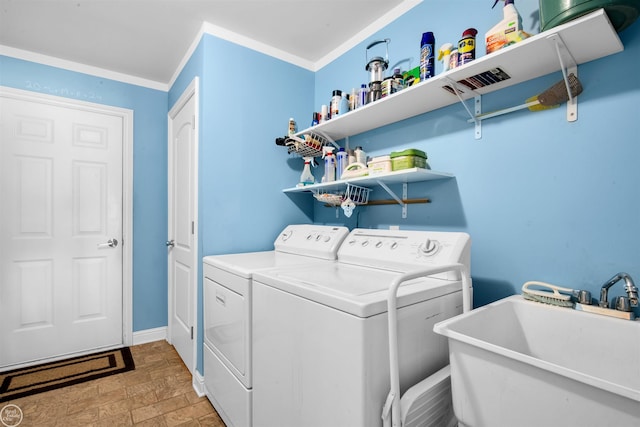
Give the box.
[323,146,336,182]
[299,157,315,186]
[485,0,530,54]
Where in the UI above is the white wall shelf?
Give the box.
[296,9,623,142]
[283,9,623,218]
[283,168,452,194]
[283,168,453,218]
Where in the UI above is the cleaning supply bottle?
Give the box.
[357,84,368,108]
[419,31,435,80]
[323,146,336,182]
[392,68,404,91]
[299,157,315,186]
[485,0,529,54]
[350,88,358,111]
[354,146,366,164]
[437,43,454,72]
[339,92,349,115]
[457,28,478,66]
[330,90,342,118]
[336,147,348,179]
[288,118,296,136]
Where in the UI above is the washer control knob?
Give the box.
[316,234,322,241]
[348,239,356,246]
[281,231,293,241]
[361,240,369,247]
[375,241,383,248]
[391,242,398,250]
[324,235,331,242]
[419,239,438,256]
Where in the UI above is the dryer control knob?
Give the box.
[281,231,293,241]
[324,235,331,242]
[375,241,383,248]
[419,239,438,256]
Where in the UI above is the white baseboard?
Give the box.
[132,326,167,345]
[192,369,206,397]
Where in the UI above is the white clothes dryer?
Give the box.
[202,224,349,427]
[252,228,471,427]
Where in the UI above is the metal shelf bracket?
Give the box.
[465,32,581,127]
[376,180,409,218]
[445,77,482,139]
[546,33,579,122]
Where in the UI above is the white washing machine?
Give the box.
[252,228,471,427]
[202,224,349,427]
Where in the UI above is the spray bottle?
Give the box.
[322,146,336,182]
[457,28,478,66]
[299,157,315,186]
[485,0,530,54]
[437,43,454,72]
[419,31,435,80]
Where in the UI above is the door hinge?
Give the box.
[191,221,194,234]
[190,326,194,340]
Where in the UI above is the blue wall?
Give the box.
[168,34,315,373]
[0,55,169,332]
[3,0,639,376]
[313,0,640,312]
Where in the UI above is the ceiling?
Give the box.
[0,0,419,87]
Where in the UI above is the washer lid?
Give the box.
[253,262,462,318]
[203,251,319,278]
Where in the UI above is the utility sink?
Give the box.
[434,295,640,427]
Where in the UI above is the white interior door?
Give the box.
[168,79,198,374]
[0,89,126,369]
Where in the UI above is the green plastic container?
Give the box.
[539,0,640,32]
[390,149,429,171]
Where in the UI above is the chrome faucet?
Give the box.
[599,272,639,309]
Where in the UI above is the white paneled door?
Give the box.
[0,89,126,369]
[167,79,198,374]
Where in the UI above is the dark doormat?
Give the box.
[0,347,135,402]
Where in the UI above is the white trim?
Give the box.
[5,1,422,88]
[0,85,134,359]
[314,0,423,71]
[192,369,206,397]
[0,44,167,91]
[132,327,168,345]
[167,77,200,376]
[180,0,423,74]
[202,22,315,69]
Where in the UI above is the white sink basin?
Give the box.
[434,295,640,427]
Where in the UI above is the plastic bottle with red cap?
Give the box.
[457,28,478,66]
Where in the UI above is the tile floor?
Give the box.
[4,340,226,426]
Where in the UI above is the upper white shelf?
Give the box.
[297,9,623,142]
[283,167,453,193]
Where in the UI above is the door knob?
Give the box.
[97,238,118,249]
[166,240,175,248]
